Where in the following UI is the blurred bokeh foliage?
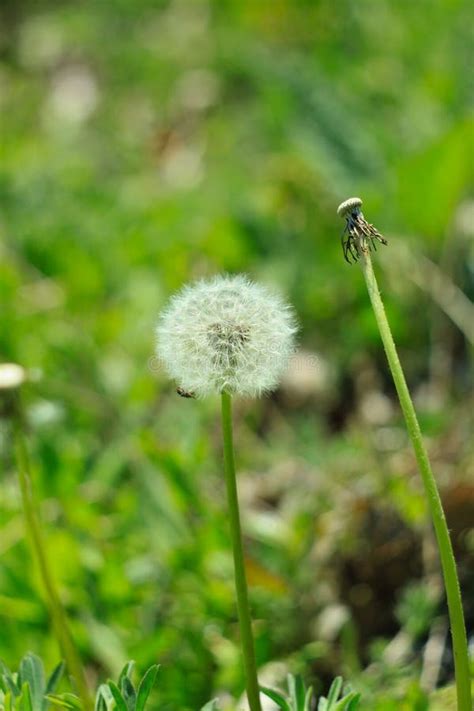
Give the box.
[0,1,473,708]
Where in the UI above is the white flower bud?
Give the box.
[156,274,297,397]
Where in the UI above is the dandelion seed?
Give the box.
[337,197,387,264]
[0,363,27,390]
[156,274,297,398]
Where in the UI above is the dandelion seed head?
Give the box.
[156,274,297,397]
[0,363,27,390]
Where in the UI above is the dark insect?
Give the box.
[338,197,388,264]
[176,387,195,398]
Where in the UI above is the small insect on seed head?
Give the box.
[176,387,195,399]
[337,197,388,264]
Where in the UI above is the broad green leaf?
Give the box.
[396,119,474,238]
[107,682,127,711]
[260,687,291,711]
[19,655,45,711]
[135,666,159,711]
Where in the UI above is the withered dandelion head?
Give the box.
[337,197,387,264]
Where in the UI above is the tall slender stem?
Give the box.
[359,247,471,711]
[12,400,93,711]
[220,391,262,711]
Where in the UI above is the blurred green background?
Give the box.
[1,1,473,708]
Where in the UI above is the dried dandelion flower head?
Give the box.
[156,274,297,397]
[337,196,387,263]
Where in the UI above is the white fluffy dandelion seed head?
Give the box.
[0,363,27,390]
[156,274,297,397]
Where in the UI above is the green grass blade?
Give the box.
[0,661,17,695]
[117,663,135,688]
[326,678,343,710]
[136,665,159,711]
[44,661,65,705]
[345,693,361,710]
[107,682,128,711]
[4,690,13,711]
[2,674,20,698]
[45,694,82,710]
[94,685,111,711]
[288,675,306,710]
[303,687,314,711]
[120,677,136,711]
[260,687,291,711]
[19,682,33,711]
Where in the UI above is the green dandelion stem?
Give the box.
[13,398,93,711]
[221,391,262,711]
[359,247,471,711]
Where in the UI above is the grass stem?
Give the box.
[12,397,93,711]
[221,391,262,711]
[359,246,472,711]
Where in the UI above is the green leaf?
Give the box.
[135,666,159,711]
[19,655,45,711]
[1,661,20,697]
[260,687,291,711]
[4,690,13,711]
[44,661,65,701]
[304,687,314,711]
[119,677,135,711]
[345,693,361,710]
[19,682,33,711]
[94,685,112,711]
[107,682,128,711]
[94,692,107,711]
[200,701,219,711]
[0,661,12,694]
[45,693,82,710]
[326,678,343,710]
[288,675,306,711]
[117,663,135,688]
